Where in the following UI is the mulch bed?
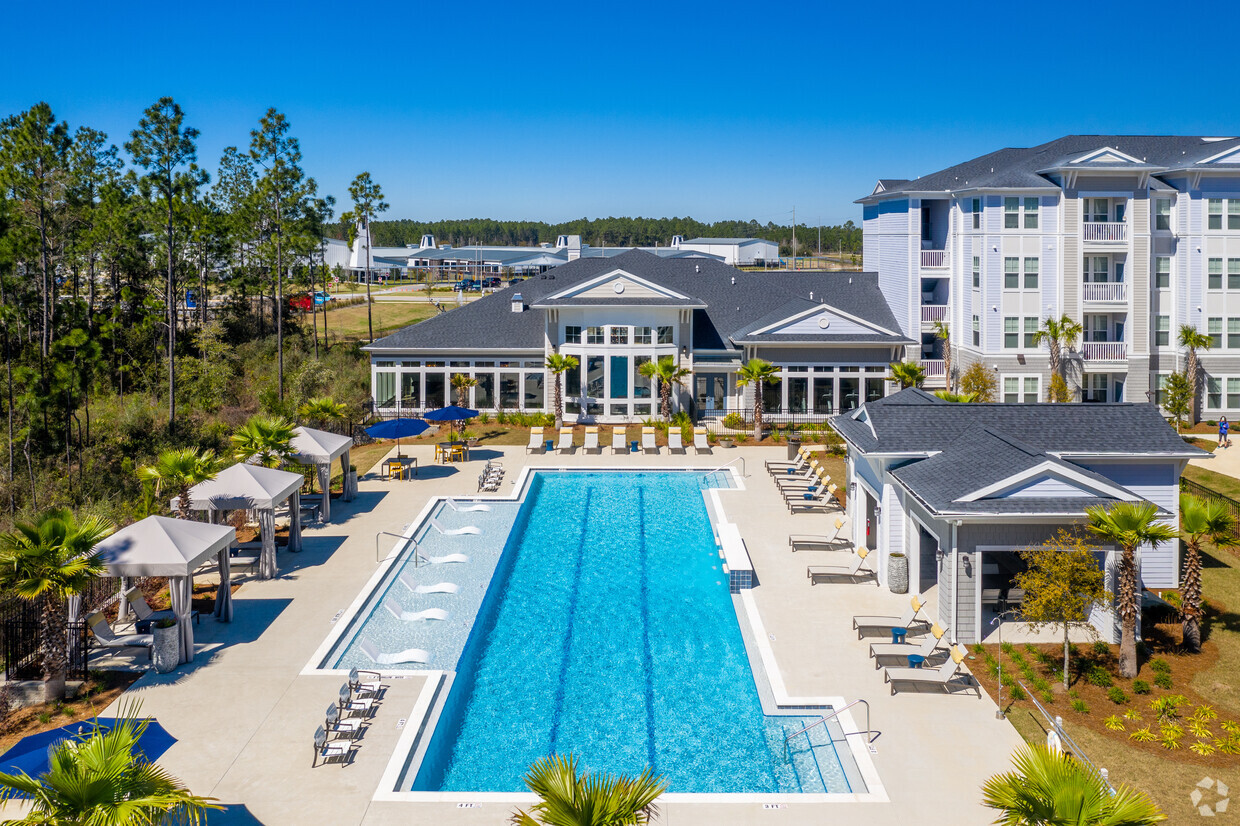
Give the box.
[0,671,143,755]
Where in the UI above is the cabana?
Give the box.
[289,426,354,522]
[176,463,304,580]
[95,516,235,664]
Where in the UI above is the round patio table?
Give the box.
[908,654,925,669]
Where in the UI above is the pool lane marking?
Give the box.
[636,486,658,771]
[547,487,592,754]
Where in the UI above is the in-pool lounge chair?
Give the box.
[556,428,575,454]
[788,516,850,552]
[807,548,877,585]
[693,428,712,454]
[383,600,449,623]
[359,638,429,666]
[399,573,460,595]
[869,623,951,669]
[883,646,979,697]
[611,428,628,454]
[428,518,480,536]
[86,612,153,659]
[852,595,930,639]
[668,430,685,453]
[583,426,600,453]
[417,552,469,564]
[642,427,658,454]
[312,725,358,767]
[526,426,545,453]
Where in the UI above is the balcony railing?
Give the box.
[1082,282,1127,302]
[1082,222,1127,243]
[921,305,948,323]
[1081,342,1127,361]
[920,250,948,268]
[922,359,946,377]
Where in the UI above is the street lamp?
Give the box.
[990,608,1019,720]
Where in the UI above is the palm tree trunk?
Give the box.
[40,596,67,702]
[177,482,193,520]
[1118,545,1139,678]
[943,338,952,393]
[1187,348,1200,426]
[661,380,671,422]
[1062,626,1070,689]
[1182,541,1203,653]
[554,374,563,428]
[753,381,763,442]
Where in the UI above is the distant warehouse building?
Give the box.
[671,236,780,266]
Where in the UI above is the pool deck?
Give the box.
[63,444,1022,825]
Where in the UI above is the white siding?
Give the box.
[1079,461,1180,588]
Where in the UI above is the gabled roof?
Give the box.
[97,516,235,578]
[290,426,352,464]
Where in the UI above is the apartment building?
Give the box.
[859,135,1240,409]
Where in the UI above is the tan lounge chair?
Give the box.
[852,595,931,639]
[526,426,545,453]
[807,547,877,585]
[693,427,711,454]
[884,646,979,697]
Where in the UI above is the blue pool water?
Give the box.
[408,471,856,794]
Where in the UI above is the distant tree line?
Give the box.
[328,216,861,257]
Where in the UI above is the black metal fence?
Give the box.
[694,405,851,428]
[1181,477,1240,523]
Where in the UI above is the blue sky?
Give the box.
[3,0,1236,226]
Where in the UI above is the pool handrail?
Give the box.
[783,698,878,754]
[376,530,418,564]
[703,455,746,479]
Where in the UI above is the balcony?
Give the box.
[921,305,948,323]
[922,359,946,377]
[1081,342,1127,361]
[1082,282,1127,302]
[1082,222,1127,243]
[920,250,948,268]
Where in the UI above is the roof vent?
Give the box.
[511,293,524,313]
[695,264,700,273]
[809,291,814,300]
[420,234,436,249]
[730,276,736,285]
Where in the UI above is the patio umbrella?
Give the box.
[423,405,479,439]
[365,418,430,457]
[0,718,176,782]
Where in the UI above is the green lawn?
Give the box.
[320,302,441,342]
[1183,464,1240,501]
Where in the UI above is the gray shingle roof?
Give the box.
[365,249,907,352]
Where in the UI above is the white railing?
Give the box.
[920,250,948,268]
[922,359,946,377]
[1082,222,1126,242]
[1082,342,1127,361]
[921,305,948,323]
[1082,282,1126,302]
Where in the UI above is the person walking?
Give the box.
[1220,416,1230,449]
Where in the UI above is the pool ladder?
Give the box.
[783,698,878,760]
[702,456,746,481]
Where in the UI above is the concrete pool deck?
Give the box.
[69,444,1022,825]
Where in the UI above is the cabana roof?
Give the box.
[176,463,304,512]
[96,516,235,578]
[289,427,352,465]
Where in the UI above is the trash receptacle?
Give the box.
[787,434,802,460]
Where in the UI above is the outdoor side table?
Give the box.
[630,440,638,452]
[890,627,908,644]
[545,440,554,452]
[907,654,925,669]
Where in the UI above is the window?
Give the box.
[657,325,674,344]
[633,326,652,345]
[972,198,981,229]
[1023,377,1039,403]
[1024,198,1039,229]
[523,373,544,409]
[586,326,604,345]
[565,360,581,396]
[610,326,628,345]
[1208,199,1223,230]
[1208,317,1224,349]
[972,256,980,288]
[1004,197,1019,229]
[1003,377,1020,404]
[1208,376,1223,409]
[1156,316,1170,347]
[1024,257,1039,289]
[1155,199,1171,231]
[1230,378,1240,409]
[1004,257,1019,289]
[586,356,604,397]
[609,355,628,398]
[1231,259,1240,291]
[1003,376,1039,403]
[1004,317,1019,349]
[972,314,980,346]
[1155,256,1170,289]
[1232,201,1240,230]
[1154,373,1168,406]
[1085,198,1109,223]
[564,325,581,344]
[1230,319,1240,350]
[1083,256,1108,282]
[1023,317,1038,349]
[632,356,651,398]
[1209,258,1224,290]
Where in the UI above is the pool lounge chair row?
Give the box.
[315,667,387,767]
[526,426,712,455]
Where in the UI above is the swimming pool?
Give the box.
[395,471,862,794]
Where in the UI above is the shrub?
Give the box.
[1129,726,1156,743]
[1189,719,1214,740]
[1132,680,1151,695]
[1009,684,1027,701]
[1150,658,1171,674]
[477,412,491,424]
[1104,714,1125,731]
[1123,709,1142,721]
[1086,667,1113,689]
[721,412,746,430]
[971,643,985,655]
[1091,641,1111,658]
[1154,672,1173,690]
[1159,730,1183,750]
[1151,695,1183,723]
[1031,676,1051,694]
[1107,687,1129,705]
[959,362,997,402]
[1000,641,1015,655]
[1071,699,1089,714]
[1191,740,1217,756]
[1040,691,1055,704]
[1192,705,1219,722]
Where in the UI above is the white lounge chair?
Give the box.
[445,499,491,513]
[359,638,429,666]
[312,725,358,767]
[399,573,460,595]
[852,595,931,639]
[884,646,979,697]
[583,426,600,453]
[668,430,685,453]
[86,612,153,659]
[692,427,712,454]
[383,600,449,623]
[642,427,658,454]
[787,484,840,514]
[323,703,364,740]
[556,428,575,453]
[478,472,502,492]
[526,426,545,453]
[428,517,480,536]
[788,516,850,552]
[775,460,821,488]
[766,447,810,475]
[807,548,877,585]
[419,553,469,564]
[338,683,376,719]
[869,623,951,669]
[611,428,628,454]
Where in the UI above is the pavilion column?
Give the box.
[317,462,332,522]
[214,547,233,622]
[258,508,277,580]
[289,490,303,552]
[170,575,194,664]
[342,448,355,501]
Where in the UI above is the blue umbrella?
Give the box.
[422,405,479,439]
[0,718,176,782]
[365,418,430,457]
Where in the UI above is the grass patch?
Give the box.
[1182,465,1240,501]
[320,301,442,342]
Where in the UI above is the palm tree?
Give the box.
[1031,315,1083,400]
[933,390,977,403]
[450,373,479,408]
[1085,502,1178,678]
[1179,324,1212,425]
[734,358,781,441]
[0,509,113,701]
[982,744,1165,825]
[136,448,224,520]
[932,320,952,392]
[231,415,296,468]
[639,355,692,423]
[298,396,348,431]
[0,704,221,824]
[545,353,580,427]
[511,754,666,826]
[887,360,925,389]
[1178,493,1235,653]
